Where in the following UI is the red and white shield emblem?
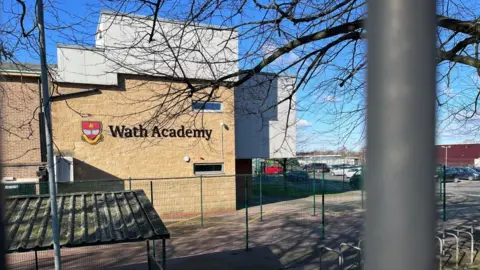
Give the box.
[81,121,103,145]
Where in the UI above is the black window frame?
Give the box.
[193,163,224,175]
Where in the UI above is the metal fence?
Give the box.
[4,171,365,269]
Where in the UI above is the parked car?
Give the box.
[285,171,309,181]
[345,167,362,178]
[443,167,460,182]
[330,164,349,170]
[330,165,354,176]
[444,167,480,182]
[454,167,480,181]
[303,163,330,173]
[265,166,283,174]
[472,167,480,174]
[349,171,363,190]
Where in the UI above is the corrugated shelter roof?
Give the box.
[4,190,169,253]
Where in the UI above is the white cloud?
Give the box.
[438,82,458,98]
[323,95,341,103]
[261,42,299,65]
[297,119,312,128]
[261,43,277,56]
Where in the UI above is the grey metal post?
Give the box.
[162,238,166,270]
[37,0,62,269]
[366,0,436,269]
[200,176,204,227]
[147,241,151,270]
[259,174,263,221]
[443,165,446,221]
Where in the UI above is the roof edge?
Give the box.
[100,9,238,32]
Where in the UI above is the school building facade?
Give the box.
[0,11,296,215]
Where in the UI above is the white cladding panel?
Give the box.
[235,74,296,159]
[56,46,117,85]
[58,11,238,85]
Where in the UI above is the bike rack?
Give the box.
[454,228,475,264]
[320,246,343,270]
[339,243,363,269]
[436,236,444,270]
[436,236,444,256]
[438,230,459,267]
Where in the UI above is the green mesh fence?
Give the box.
[3,173,365,269]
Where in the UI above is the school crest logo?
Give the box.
[81,121,103,145]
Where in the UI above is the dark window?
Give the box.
[194,163,224,174]
[192,101,222,112]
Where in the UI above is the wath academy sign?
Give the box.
[81,121,213,145]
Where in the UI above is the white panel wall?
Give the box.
[57,11,238,85]
[98,11,238,81]
[56,46,117,85]
[235,74,296,159]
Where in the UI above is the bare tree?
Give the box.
[2,0,480,154]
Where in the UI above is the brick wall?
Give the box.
[0,75,42,179]
[51,76,237,214]
[1,74,238,215]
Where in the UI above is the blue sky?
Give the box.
[4,0,480,152]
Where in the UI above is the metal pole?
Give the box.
[147,241,151,270]
[162,238,166,270]
[150,181,156,258]
[129,177,132,190]
[37,0,62,269]
[361,166,364,209]
[313,170,316,216]
[366,0,436,269]
[321,169,325,239]
[244,176,249,251]
[200,176,204,228]
[35,250,39,270]
[260,174,263,221]
[445,147,448,167]
[443,165,446,221]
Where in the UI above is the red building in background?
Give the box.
[436,144,480,167]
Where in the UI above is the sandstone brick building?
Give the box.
[0,11,296,215]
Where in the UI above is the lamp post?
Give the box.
[441,145,451,167]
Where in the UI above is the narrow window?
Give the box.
[192,101,223,112]
[194,163,224,175]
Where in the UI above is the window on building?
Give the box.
[192,101,223,112]
[194,163,224,174]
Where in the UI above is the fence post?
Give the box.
[200,175,204,228]
[343,163,345,190]
[245,175,249,251]
[321,169,325,239]
[260,174,263,221]
[361,166,364,209]
[147,241,151,270]
[443,165,446,221]
[313,170,316,216]
[35,250,39,270]
[129,177,132,190]
[150,181,156,258]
